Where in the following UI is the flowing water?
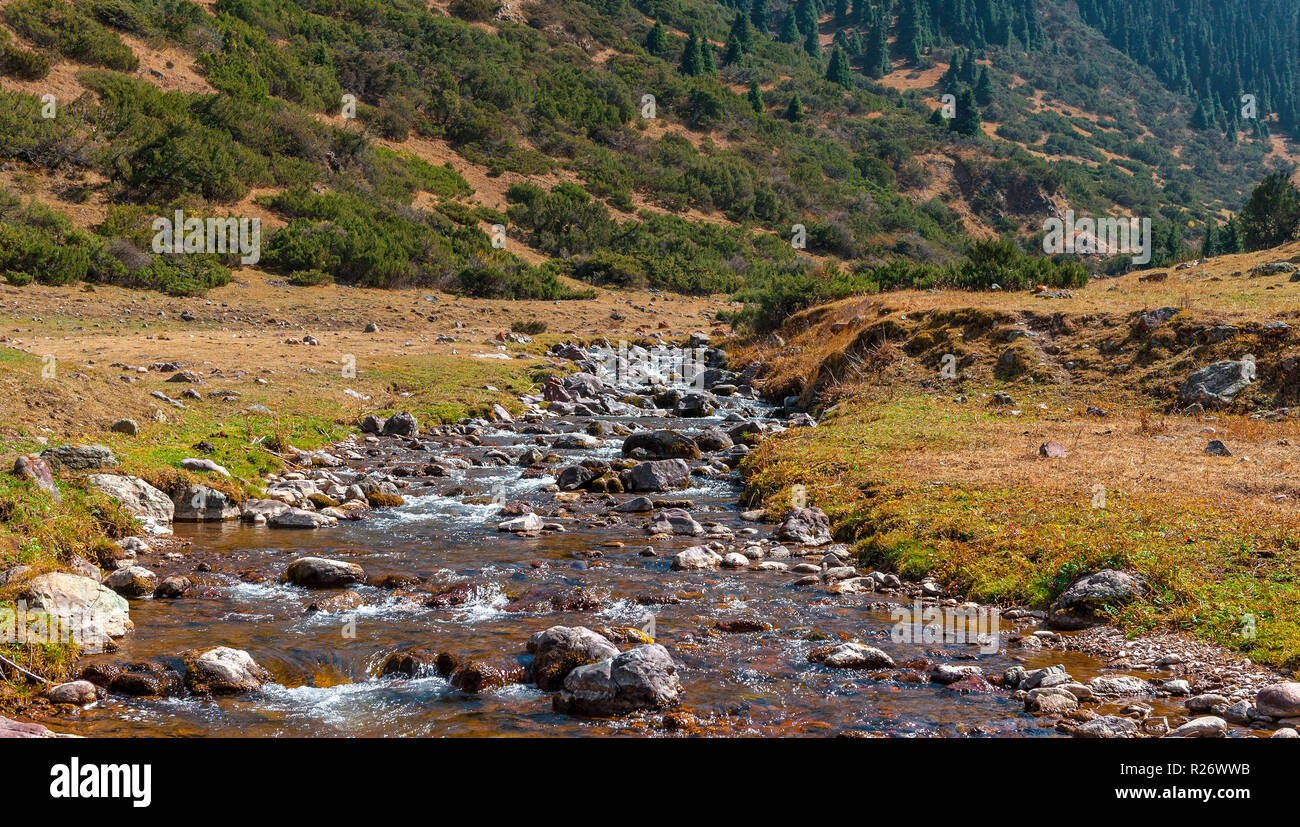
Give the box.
[67,408,1188,737]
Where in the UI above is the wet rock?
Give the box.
[305,591,363,613]
[1089,675,1151,696]
[22,573,132,651]
[87,474,173,531]
[808,642,895,669]
[720,552,748,568]
[1025,687,1079,715]
[104,566,157,598]
[108,661,183,697]
[282,556,365,587]
[675,393,715,417]
[241,498,292,523]
[778,507,832,546]
[622,430,701,460]
[1185,693,1229,713]
[0,716,60,737]
[614,496,655,513]
[183,646,272,694]
[553,644,682,716]
[449,661,510,693]
[625,459,689,492]
[693,428,733,452]
[379,649,437,678]
[716,618,772,634]
[13,455,60,502]
[947,674,997,693]
[556,465,595,491]
[173,484,240,521]
[553,432,601,450]
[1178,357,1256,408]
[527,626,619,691]
[46,680,98,705]
[382,412,419,437]
[360,415,386,434]
[1047,569,1145,630]
[498,513,543,533]
[269,508,336,528]
[153,576,192,599]
[40,443,118,471]
[648,508,702,536]
[671,546,722,571]
[1167,716,1227,738]
[1255,682,1300,718]
[1075,715,1139,738]
[931,663,984,685]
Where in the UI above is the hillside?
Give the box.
[1,0,1298,307]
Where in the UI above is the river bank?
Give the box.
[4,337,1298,738]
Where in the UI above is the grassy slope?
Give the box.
[740,244,1300,674]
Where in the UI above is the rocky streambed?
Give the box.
[6,340,1299,738]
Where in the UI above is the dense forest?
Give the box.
[0,0,1297,324]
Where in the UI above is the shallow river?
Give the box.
[68,409,1187,737]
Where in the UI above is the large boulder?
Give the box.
[87,474,174,533]
[46,680,98,705]
[808,642,895,669]
[1255,682,1300,718]
[13,455,60,502]
[648,508,703,536]
[40,444,118,471]
[1178,357,1256,407]
[621,430,701,460]
[527,626,619,691]
[1048,569,1146,630]
[0,716,61,738]
[282,556,365,588]
[269,508,336,529]
[553,644,682,716]
[778,507,832,546]
[625,459,689,492]
[173,484,240,521]
[104,566,158,598]
[671,546,722,570]
[183,647,272,694]
[381,412,419,437]
[22,573,132,652]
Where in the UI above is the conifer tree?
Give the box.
[826,45,852,88]
[645,21,668,57]
[680,33,703,76]
[748,79,765,114]
[785,92,805,122]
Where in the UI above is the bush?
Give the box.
[288,269,333,286]
[0,42,51,80]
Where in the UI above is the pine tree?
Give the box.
[750,0,770,34]
[950,87,980,136]
[803,25,821,59]
[834,0,849,27]
[680,34,703,77]
[1201,222,1220,258]
[645,21,668,57]
[784,92,805,122]
[748,79,764,114]
[701,37,716,74]
[796,0,816,36]
[864,22,889,78]
[826,45,852,88]
[974,66,994,105]
[778,11,799,44]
